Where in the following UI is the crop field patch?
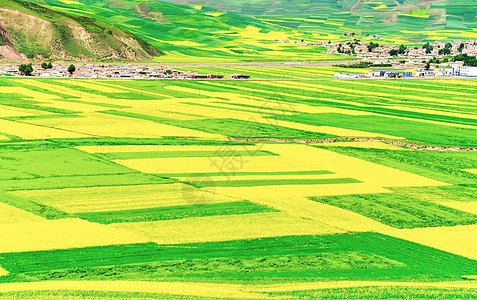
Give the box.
[0,219,146,253]
[110,212,343,244]
[11,183,236,213]
[1,232,475,282]
[0,78,475,293]
[0,173,168,191]
[272,286,477,299]
[385,224,477,260]
[311,193,477,229]
[0,146,133,181]
[73,201,277,224]
[0,202,45,224]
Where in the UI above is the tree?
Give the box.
[18,63,33,76]
[445,42,452,50]
[423,42,433,54]
[438,47,451,55]
[389,49,399,56]
[458,43,465,53]
[424,61,431,70]
[41,62,53,69]
[398,44,407,55]
[367,42,379,52]
[67,64,76,75]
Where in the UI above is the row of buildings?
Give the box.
[335,64,477,79]
[337,40,477,60]
[0,64,250,79]
[273,38,477,61]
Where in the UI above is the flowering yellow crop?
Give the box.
[12,183,238,213]
[0,119,87,139]
[384,224,477,260]
[111,212,343,244]
[0,219,146,253]
[0,203,44,223]
[0,281,265,299]
[29,112,225,139]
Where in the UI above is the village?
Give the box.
[273,38,477,62]
[0,64,251,80]
[1,37,477,80]
[335,62,477,79]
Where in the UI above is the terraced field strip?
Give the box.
[0,219,146,253]
[383,224,477,260]
[0,203,45,224]
[76,144,263,154]
[254,280,477,292]
[96,150,277,160]
[0,173,168,191]
[11,183,238,213]
[0,119,87,139]
[73,201,277,224]
[27,112,226,139]
[110,212,344,244]
[311,193,477,229]
[0,281,265,299]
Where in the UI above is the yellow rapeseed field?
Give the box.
[383,224,477,260]
[0,104,49,118]
[63,81,129,94]
[0,268,8,277]
[110,212,343,244]
[28,112,225,139]
[76,144,263,154]
[463,169,477,174]
[0,219,146,253]
[11,183,239,213]
[436,201,477,215]
[0,203,45,223]
[0,119,87,139]
[117,144,445,188]
[0,281,267,299]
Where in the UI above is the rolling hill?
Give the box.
[0,0,163,61]
[160,0,477,43]
[25,0,344,62]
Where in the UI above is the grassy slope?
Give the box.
[161,0,477,44]
[26,0,345,62]
[0,0,162,60]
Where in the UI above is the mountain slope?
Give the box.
[0,0,163,61]
[160,0,477,43]
[25,0,345,62]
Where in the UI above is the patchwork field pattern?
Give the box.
[0,78,476,298]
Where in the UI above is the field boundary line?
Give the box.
[229,137,477,151]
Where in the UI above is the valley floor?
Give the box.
[0,77,475,298]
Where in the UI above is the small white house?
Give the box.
[458,66,477,77]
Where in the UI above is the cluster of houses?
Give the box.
[273,38,477,62]
[327,39,477,60]
[0,64,250,80]
[335,63,477,79]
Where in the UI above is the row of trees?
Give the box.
[453,54,477,66]
[18,63,76,76]
[389,44,407,56]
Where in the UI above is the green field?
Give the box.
[0,77,475,298]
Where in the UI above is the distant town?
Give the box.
[0,64,250,80]
[273,38,477,61]
[1,38,477,80]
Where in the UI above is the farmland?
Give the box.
[0,77,476,298]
